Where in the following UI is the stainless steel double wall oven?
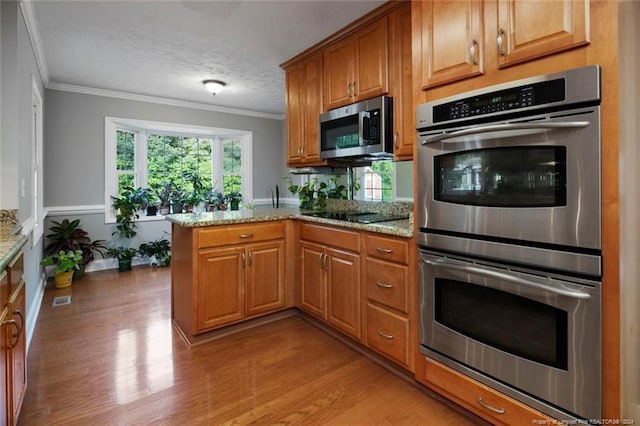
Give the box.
[416,66,602,421]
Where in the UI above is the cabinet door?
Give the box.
[323,37,356,110]
[497,0,589,67]
[420,0,484,89]
[285,65,304,165]
[355,16,389,101]
[246,240,285,316]
[389,3,413,160]
[326,247,361,340]
[299,242,326,318]
[301,53,323,164]
[197,247,245,331]
[0,308,9,426]
[8,281,26,422]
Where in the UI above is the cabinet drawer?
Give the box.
[198,221,285,248]
[366,304,409,367]
[422,358,555,425]
[365,258,408,313]
[365,234,408,264]
[300,223,360,252]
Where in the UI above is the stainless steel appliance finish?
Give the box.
[416,66,601,277]
[320,95,393,160]
[419,249,601,420]
[415,66,603,421]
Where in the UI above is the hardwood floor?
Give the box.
[20,266,481,425]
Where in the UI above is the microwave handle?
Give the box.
[420,121,590,145]
[359,111,370,142]
[422,257,591,300]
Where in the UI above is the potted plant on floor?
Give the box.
[44,218,108,281]
[107,247,138,272]
[138,238,171,267]
[40,250,83,288]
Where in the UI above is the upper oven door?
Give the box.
[417,106,601,252]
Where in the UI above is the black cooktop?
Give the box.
[302,210,409,224]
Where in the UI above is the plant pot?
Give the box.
[73,264,86,281]
[172,201,183,214]
[54,271,74,289]
[219,203,227,211]
[230,200,240,210]
[146,206,158,216]
[160,206,170,215]
[118,258,132,272]
[185,204,194,213]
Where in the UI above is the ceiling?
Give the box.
[29,0,386,118]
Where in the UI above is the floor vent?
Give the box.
[52,295,71,307]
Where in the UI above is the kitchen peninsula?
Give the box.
[166,203,416,370]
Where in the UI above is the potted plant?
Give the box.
[44,218,108,280]
[284,176,316,210]
[225,191,242,211]
[111,187,139,238]
[171,187,187,214]
[138,238,171,267]
[128,187,157,216]
[40,250,83,288]
[107,247,138,272]
[156,181,176,215]
[204,188,221,211]
[184,190,203,213]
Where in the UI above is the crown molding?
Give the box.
[46,82,285,120]
[19,0,49,85]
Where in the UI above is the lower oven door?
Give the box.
[418,250,601,420]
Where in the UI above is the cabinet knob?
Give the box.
[239,234,254,239]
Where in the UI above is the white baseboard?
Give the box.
[84,257,148,273]
[26,271,46,351]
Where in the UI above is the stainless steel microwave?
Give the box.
[319,95,393,160]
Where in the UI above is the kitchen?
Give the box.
[0,0,638,424]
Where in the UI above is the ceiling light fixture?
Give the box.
[203,79,226,95]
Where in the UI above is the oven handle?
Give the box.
[422,258,591,300]
[420,121,590,145]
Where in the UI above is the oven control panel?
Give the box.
[433,78,565,123]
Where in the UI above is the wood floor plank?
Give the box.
[19,266,482,425]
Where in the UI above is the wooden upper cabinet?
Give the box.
[496,0,589,68]
[324,17,389,110]
[420,0,484,89]
[285,53,324,167]
[388,3,413,160]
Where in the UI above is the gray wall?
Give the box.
[44,90,285,206]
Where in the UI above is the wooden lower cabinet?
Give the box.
[419,357,555,425]
[172,221,288,339]
[299,224,361,340]
[1,252,26,426]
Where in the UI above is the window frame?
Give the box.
[354,160,398,202]
[104,117,253,222]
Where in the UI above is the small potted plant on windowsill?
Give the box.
[40,250,83,288]
[225,191,242,211]
[156,181,176,215]
[107,247,138,272]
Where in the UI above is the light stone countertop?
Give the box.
[0,209,28,271]
[165,207,414,238]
